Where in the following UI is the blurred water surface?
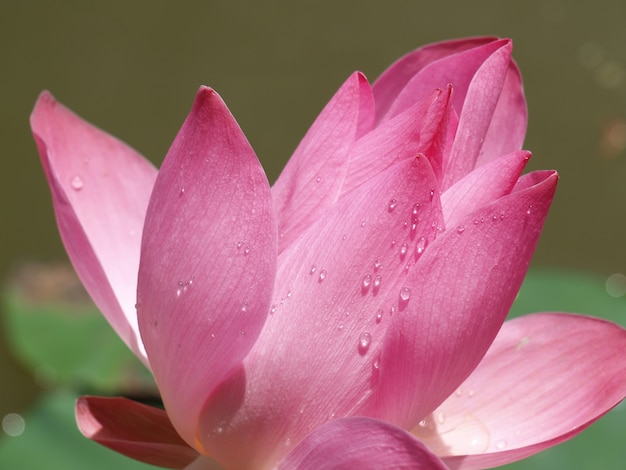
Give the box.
[1,1,626,468]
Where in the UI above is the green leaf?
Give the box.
[2,263,154,393]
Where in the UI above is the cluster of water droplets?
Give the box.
[236,240,252,256]
[176,276,195,297]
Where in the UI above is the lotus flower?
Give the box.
[31,37,626,469]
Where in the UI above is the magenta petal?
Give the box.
[137,87,277,446]
[30,92,157,365]
[412,313,626,469]
[443,41,513,190]
[344,87,451,192]
[373,37,496,123]
[278,417,449,470]
[377,39,508,124]
[374,171,558,429]
[272,72,374,252]
[475,60,527,168]
[441,150,531,228]
[195,156,444,468]
[76,396,198,469]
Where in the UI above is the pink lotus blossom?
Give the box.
[31,37,626,469]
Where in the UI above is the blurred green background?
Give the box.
[1,0,625,468]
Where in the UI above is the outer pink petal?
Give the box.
[441,151,531,228]
[272,72,374,252]
[442,41,513,190]
[372,37,496,122]
[411,313,626,469]
[196,156,445,468]
[31,92,157,365]
[136,87,277,447]
[376,39,508,124]
[278,417,449,470]
[374,171,558,430]
[76,396,198,469]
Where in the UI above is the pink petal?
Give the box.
[442,41,513,190]
[136,87,277,447]
[30,92,157,365]
[441,150,531,228]
[373,37,497,123]
[195,155,445,468]
[277,417,449,470]
[376,39,509,124]
[374,170,558,430]
[76,396,198,469]
[272,72,374,252]
[343,87,452,192]
[183,457,226,470]
[411,313,626,469]
[475,59,527,168]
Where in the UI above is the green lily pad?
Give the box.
[2,262,154,394]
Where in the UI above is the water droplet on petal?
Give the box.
[400,243,408,257]
[412,203,421,216]
[270,304,277,314]
[373,259,382,271]
[70,175,84,191]
[318,270,327,282]
[495,440,507,450]
[429,188,435,201]
[316,176,322,183]
[399,286,411,302]
[358,332,372,354]
[374,275,382,288]
[436,412,446,424]
[286,290,292,298]
[416,236,427,254]
[244,246,251,255]
[309,264,317,275]
[362,274,372,289]
[526,204,533,215]
[388,199,397,212]
[241,301,248,312]
[457,225,465,234]
[179,186,186,196]
[236,241,244,249]
[375,309,383,323]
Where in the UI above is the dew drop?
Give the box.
[70,175,84,191]
[360,220,366,227]
[316,176,322,183]
[270,304,277,314]
[418,419,428,428]
[374,275,382,288]
[286,290,292,298]
[179,186,186,196]
[526,204,533,215]
[492,214,499,221]
[457,225,465,234]
[412,203,421,216]
[362,274,372,289]
[358,332,372,354]
[416,236,427,254]
[436,412,446,424]
[373,357,380,369]
[495,440,507,450]
[388,199,398,212]
[375,309,383,323]
[318,270,327,282]
[240,330,246,336]
[373,259,382,271]
[390,304,396,315]
[309,264,317,275]
[236,241,244,249]
[399,286,411,302]
[400,243,408,257]
[429,188,435,201]
[411,218,418,232]
[240,301,248,312]
[244,246,251,255]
